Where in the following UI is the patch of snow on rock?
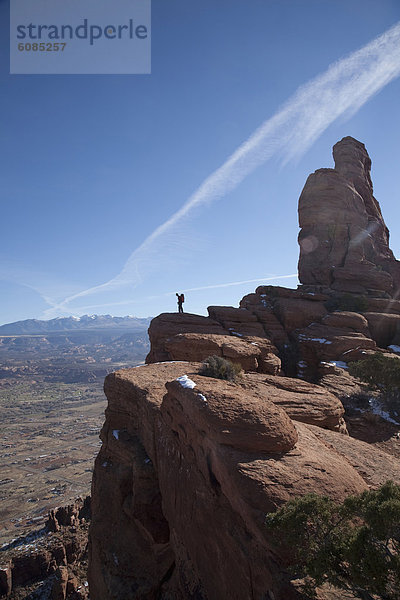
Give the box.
[368,398,400,425]
[197,393,208,405]
[299,334,332,344]
[388,345,400,354]
[176,375,196,389]
[332,361,348,369]
[112,430,119,440]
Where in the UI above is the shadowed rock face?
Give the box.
[88,137,400,600]
[88,363,377,600]
[298,136,400,297]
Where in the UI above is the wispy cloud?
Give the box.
[46,21,400,316]
[51,274,299,313]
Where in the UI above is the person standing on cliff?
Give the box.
[176,293,184,313]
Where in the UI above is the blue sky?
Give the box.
[1,0,400,324]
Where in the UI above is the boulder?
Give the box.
[239,301,289,347]
[321,311,370,336]
[240,373,346,432]
[244,337,282,374]
[318,370,363,401]
[165,332,261,371]
[164,376,298,454]
[273,297,327,331]
[207,306,258,323]
[148,320,281,374]
[363,312,400,348]
[207,305,268,337]
[367,297,400,315]
[146,312,225,363]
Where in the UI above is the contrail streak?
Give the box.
[180,274,298,293]
[51,274,299,313]
[52,21,400,314]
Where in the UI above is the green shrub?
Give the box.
[325,293,369,313]
[265,481,400,599]
[199,355,242,382]
[348,352,400,393]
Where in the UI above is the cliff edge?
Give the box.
[88,138,400,599]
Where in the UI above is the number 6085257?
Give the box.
[18,42,67,51]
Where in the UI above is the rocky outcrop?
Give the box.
[0,499,89,599]
[207,305,268,337]
[143,141,400,389]
[88,137,400,600]
[146,284,400,384]
[294,320,377,381]
[146,312,281,375]
[363,312,400,348]
[146,313,226,363]
[298,136,400,297]
[308,425,400,488]
[47,497,91,533]
[239,373,346,432]
[87,362,400,600]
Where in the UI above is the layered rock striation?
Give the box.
[89,138,400,600]
[88,363,396,600]
[146,311,282,375]
[298,136,400,297]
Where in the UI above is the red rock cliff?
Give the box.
[88,138,400,599]
[89,362,400,600]
[298,136,400,297]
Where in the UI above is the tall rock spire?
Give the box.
[298,136,400,298]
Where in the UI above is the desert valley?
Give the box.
[0,316,150,548]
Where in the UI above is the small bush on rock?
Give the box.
[349,352,400,394]
[199,355,242,382]
[325,293,369,313]
[265,481,400,599]
[349,353,400,418]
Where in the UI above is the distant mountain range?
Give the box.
[0,314,152,335]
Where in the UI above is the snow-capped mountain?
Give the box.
[0,314,152,335]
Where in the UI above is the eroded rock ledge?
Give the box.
[88,363,400,600]
[88,138,400,599]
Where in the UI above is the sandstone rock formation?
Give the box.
[147,285,400,384]
[89,137,400,600]
[143,140,400,383]
[298,136,400,297]
[240,373,346,432]
[1,498,89,599]
[88,362,400,599]
[146,312,281,375]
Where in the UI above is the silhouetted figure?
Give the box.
[176,293,184,313]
